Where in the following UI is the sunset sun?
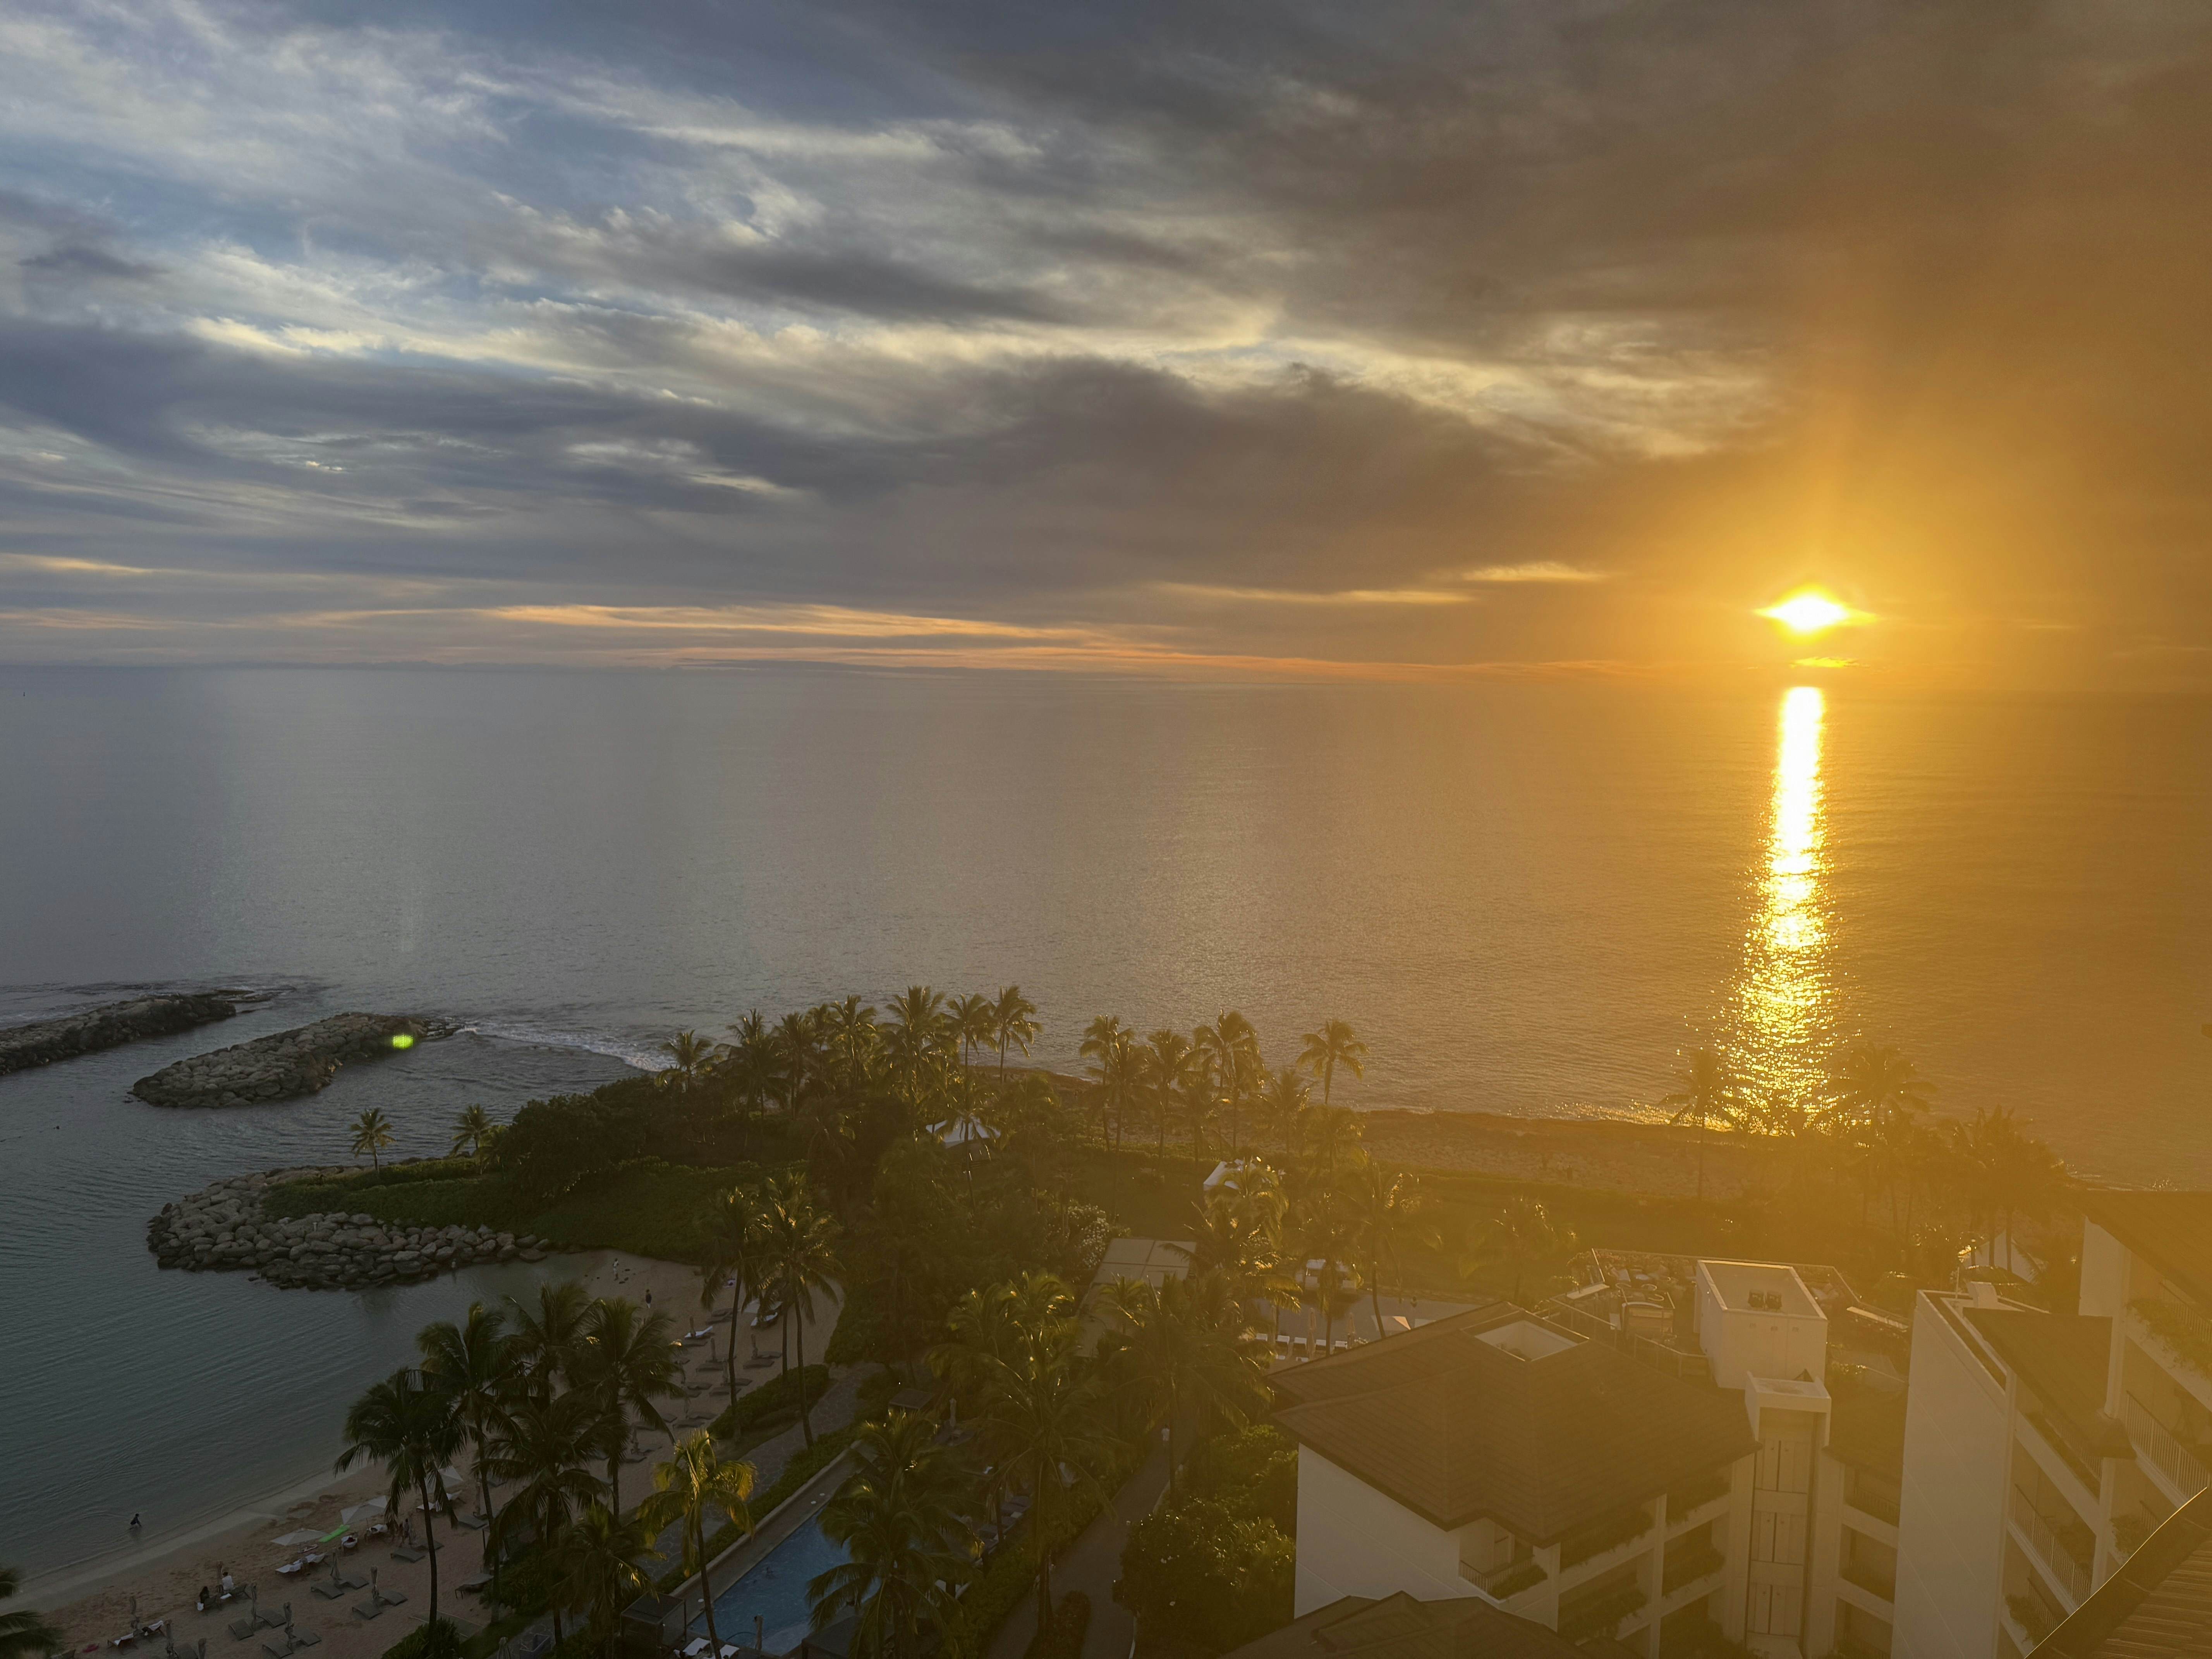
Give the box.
[1759,590,1856,636]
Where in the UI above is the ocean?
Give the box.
[2,664,2207,1578]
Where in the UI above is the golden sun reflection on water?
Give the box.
[1729,686,1832,1103]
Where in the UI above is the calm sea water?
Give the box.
[3,666,2209,1578]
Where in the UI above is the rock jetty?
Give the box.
[147,1168,555,1289]
[0,992,242,1075]
[131,1012,436,1108]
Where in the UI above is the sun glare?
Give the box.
[1759,590,1855,636]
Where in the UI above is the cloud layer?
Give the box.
[2,0,2208,682]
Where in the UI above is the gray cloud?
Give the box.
[0,0,2207,681]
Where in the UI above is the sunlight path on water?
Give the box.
[1728,686,1833,1105]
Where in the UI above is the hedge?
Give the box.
[1025,1592,1090,1659]
[949,1445,1143,1653]
[708,1364,831,1441]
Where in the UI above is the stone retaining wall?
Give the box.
[132,1013,438,1108]
[0,992,242,1075]
[147,1167,556,1290]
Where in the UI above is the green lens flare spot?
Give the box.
[390,1033,416,1050]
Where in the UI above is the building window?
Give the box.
[1751,1511,1807,1565]
[1747,1581,1803,1637]
[1755,1431,1813,1494]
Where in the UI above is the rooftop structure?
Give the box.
[2041,1487,2212,1658]
[1273,1304,1756,1542]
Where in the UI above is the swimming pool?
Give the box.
[691,1516,852,1655]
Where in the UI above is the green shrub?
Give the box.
[950,1446,1143,1652]
[1026,1591,1091,1659]
[1184,1425,1297,1533]
[380,1618,471,1659]
[708,1363,832,1440]
[1115,1497,1292,1653]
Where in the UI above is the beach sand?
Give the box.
[31,1251,832,1659]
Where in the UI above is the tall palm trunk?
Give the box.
[695,1518,723,1653]
[417,1475,442,1637]
[1035,1473,1056,1642]
[793,1304,814,1446]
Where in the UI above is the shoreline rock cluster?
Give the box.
[0,992,243,1075]
[132,1012,439,1108]
[147,1168,555,1289]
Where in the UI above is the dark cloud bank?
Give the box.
[0,0,2207,680]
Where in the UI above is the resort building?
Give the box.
[1892,1194,2212,1659]
[1272,1255,1906,1659]
[1219,1589,1647,1659]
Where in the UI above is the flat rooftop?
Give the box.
[1700,1259,1824,1320]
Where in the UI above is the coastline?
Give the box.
[24,1250,718,1650]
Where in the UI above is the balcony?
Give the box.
[2008,1489,2092,1604]
[1559,1504,1654,1572]
[1666,1469,1732,1529]
[2124,1392,2210,1501]
[1461,1556,1547,1600]
[1558,1582,1648,1643]
[1839,1558,1896,1604]
[1663,1540,1726,1596]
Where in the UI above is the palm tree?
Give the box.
[637,1433,756,1657]
[658,1030,716,1092]
[1661,1046,1742,1202]
[1255,1066,1310,1152]
[350,1108,396,1172]
[1463,1198,1578,1304]
[0,1566,61,1659]
[1143,1029,1202,1156]
[883,986,948,1098]
[577,1297,680,1514]
[1198,1012,1262,1157]
[1297,1018,1368,1109]
[486,1391,608,1649]
[1346,1165,1419,1339]
[1830,1040,1937,1238]
[337,1369,464,1641]
[764,1178,842,1445]
[816,996,881,1092]
[723,1011,783,1120]
[949,994,996,1070]
[1099,1271,1267,1496]
[448,1104,498,1160]
[550,1503,655,1659]
[416,1303,517,1535]
[807,1413,979,1655]
[772,1011,819,1112]
[967,1283,1117,1642]
[991,985,1040,1078]
[703,1185,769,1395]
[1293,1101,1367,1184]
[507,1279,595,1402]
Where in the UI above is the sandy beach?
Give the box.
[28,1251,836,1659]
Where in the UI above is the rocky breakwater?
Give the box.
[0,991,244,1075]
[131,1012,440,1108]
[148,1168,555,1289]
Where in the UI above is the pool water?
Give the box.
[693,1516,852,1654]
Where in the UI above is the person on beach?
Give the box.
[129,1514,141,1532]
[219,1568,233,1599]
[197,1589,210,1614]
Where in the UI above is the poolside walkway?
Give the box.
[986,1446,1171,1659]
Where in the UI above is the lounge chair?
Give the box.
[227,1619,256,1644]
[348,1602,383,1624]
[681,1639,711,1658]
[388,1547,426,1565]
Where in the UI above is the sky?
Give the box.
[2,0,2209,685]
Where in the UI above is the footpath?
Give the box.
[986,1447,1171,1659]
